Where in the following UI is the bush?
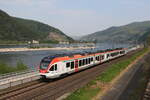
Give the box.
[0,61,28,74]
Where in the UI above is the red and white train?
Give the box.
[39,48,127,79]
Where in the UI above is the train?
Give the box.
[39,48,127,79]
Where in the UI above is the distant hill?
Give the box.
[139,28,150,44]
[69,35,82,40]
[0,9,73,44]
[81,21,150,44]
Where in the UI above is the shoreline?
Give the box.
[0,47,95,52]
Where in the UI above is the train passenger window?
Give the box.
[79,60,82,67]
[110,53,113,56]
[101,55,104,60]
[97,56,100,61]
[120,51,125,54]
[86,59,88,64]
[71,61,74,69]
[66,62,70,68]
[111,52,119,57]
[91,57,93,62]
[81,60,83,66]
[49,65,54,71]
[96,56,98,61]
[88,58,90,64]
[96,56,99,61]
[107,54,110,58]
[83,59,85,65]
[55,64,57,70]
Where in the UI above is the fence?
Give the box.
[0,69,41,89]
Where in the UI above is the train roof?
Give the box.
[41,48,124,61]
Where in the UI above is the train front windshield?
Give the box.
[40,61,50,70]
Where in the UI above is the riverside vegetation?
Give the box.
[65,48,149,100]
[0,61,28,74]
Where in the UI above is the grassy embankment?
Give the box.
[65,48,149,100]
[0,62,28,74]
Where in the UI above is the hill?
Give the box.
[0,9,73,44]
[139,29,150,45]
[81,21,150,44]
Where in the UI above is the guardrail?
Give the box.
[0,69,37,79]
[0,69,41,90]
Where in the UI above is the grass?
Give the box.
[0,40,27,45]
[67,87,100,100]
[0,61,28,74]
[65,48,149,100]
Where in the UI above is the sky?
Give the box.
[0,0,150,36]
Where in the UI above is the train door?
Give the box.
[75,59,78,72]
[66,62,71,73]
[100,55,103,63]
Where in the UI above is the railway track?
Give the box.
[143,79,150,100]
[0,50,139,100]
[0,81,47,100]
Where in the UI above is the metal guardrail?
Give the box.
[0,69,41,90]
[0,69,37,80]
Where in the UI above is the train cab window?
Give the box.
[79,60,82,67]
[66,62,70,68]
[71,61,74,69]
[40,61,49,70]
[49,65,54,71]
[55,64,57,70]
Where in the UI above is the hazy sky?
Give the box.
[0,0,150,36]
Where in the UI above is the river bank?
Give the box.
[0,47,95,52]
